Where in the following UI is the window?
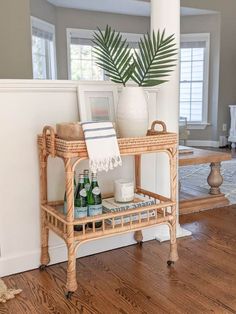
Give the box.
[31,17,57,79]
[67,29,141,81]
[180,33,210,126]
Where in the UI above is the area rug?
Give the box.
[0,278,22,303]
[179,159,236,204]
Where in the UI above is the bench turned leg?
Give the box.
[207,162,223,195]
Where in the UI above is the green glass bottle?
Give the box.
[84,169,90,194]
[63,173,77,215]
[74,174,88,232]
[88,173,102,229]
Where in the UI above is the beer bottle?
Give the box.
[88,173,102,228]
[83,169,90,194]
[74,174,87,232]
[63,172,77,215]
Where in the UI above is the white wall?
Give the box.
[0,80,175,277]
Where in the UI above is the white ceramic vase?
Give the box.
[117,86,149,138]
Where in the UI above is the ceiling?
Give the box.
[47,0,218,17]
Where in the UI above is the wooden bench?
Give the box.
[179,147,231,214]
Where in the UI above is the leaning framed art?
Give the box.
[77,83,118,122]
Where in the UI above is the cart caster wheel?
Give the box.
[167,260,174,267]
[39,264,47,271]
[65,291,74,299]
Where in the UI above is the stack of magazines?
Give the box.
[102,194,155,225]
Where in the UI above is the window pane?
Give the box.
[191,101,202,121]
[81,60,93,80]
[180,82,191,101]
[31,21,56,80]
[181,48,191,61]
[32,36,46,56]
[92,61,104,80]
[33,54,47,79]
[180,61,191,81]
[71,60,81,80]
[80,45,92,60]
[179,40,207,123]
[71,44,80,59]
[192,48,204,61]
[69,43,104,80]
[180,102,191,121]
[192,61,204,81]
[192,82,203,101]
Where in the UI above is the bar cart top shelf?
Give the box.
[37,126,177,158]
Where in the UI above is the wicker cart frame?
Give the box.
[38,126,178,298]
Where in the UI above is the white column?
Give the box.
[151,0,180,134]
[150,0,191,241]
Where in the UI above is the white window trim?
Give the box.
[31,16,57,79]
[66,28,142,80]
[180,33,210,129]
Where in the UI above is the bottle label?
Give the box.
[92,187,101,195]
[79,188,87,198]
[74,206,87,219]
[88,204,102,216]
[85,183,90,191]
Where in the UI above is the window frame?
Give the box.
[31,16,57,80]
[180,33,210,129]
[66,28,142,81]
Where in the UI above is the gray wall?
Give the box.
[55,8,149,79]
[181,0,236,140]
[30,0,56,25]
[0,0,149,80]
[0,0,33,79]
[180,14,221,141]
[30,1,150,80]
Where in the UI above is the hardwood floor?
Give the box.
[1,206,236,314]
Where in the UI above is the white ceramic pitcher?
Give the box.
[117,86,149,138]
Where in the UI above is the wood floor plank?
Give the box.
[1,206,236,314]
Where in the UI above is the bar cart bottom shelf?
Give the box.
[40,189,178,297]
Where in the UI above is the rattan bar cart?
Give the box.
[37,125,178,299]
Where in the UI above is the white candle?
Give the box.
[114,179,134,203]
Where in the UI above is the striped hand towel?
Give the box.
[81,122,122,173]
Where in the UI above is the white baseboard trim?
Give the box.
[186,140,219,148]
[0,224,191,277]
[155,224,192,242]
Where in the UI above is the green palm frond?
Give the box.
[92,25,134,86]
[131,30,177,87]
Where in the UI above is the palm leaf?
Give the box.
[92,26,134,86]
[131,30,177,87]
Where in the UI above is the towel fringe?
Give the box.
[89,155,122,173]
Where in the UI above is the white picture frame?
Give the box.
[77,83,118,122]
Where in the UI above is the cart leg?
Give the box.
[167,147,178,266]
[64,158,77,298]
[167,216,178,266]
[135,155,141,189]
[134,230,143,246]
[40,222,50,270]
[39,151,50,270]
[65,241,77,298]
